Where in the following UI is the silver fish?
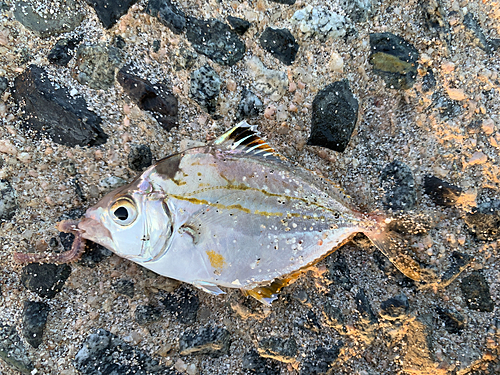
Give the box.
[77,121,422,303]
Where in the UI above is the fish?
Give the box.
[15,121,424,303]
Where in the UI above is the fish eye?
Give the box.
[110,198,138,226]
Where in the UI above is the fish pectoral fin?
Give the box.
[212,121,284,161]
[193,281,226,296]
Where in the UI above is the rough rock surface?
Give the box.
[12,65,108,147]
[189,65,221,114]
[74,329,176,374]
[20,263,71,299]
[186,17,245,66]
[259,27,299,65]
[0,179,18,220]
[146,0,186,35]
[85,0,138,29]
[14,0,84,38]
[307,80,358,152]
[21,301,49,348]
[117,66,179,130]
[74,44,124,90]
[0,325,33,374]
[369,32,419,89]
[179,326,231,356]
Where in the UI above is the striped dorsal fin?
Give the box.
[212,121,282,161]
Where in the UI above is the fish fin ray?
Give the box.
[364,219,439,283]
[242,271,304,305]
[193,281,226,295]
[212,121,283,161]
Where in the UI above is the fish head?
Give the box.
[77,177,173,263]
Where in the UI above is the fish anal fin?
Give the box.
[243,270,305,305]
[193,281,226,296]
[212,121,282,161]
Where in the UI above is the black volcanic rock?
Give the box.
[85,0,139,29]
[259,27,299,65]
[307,80,358,152]
[146,0,186,34]
[22,301,50,348]
[117,66,179,131]
[20,263,71,299]
[12,65,108,147]
[186,17,245,66]
[369,32,419,89]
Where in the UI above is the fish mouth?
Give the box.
[77,217,115,252]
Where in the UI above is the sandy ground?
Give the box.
[0,0,499,374]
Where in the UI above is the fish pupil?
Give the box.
[114,207,129,221]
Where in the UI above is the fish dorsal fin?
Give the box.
[213,121,282,160]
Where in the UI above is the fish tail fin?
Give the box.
[363,213,431,283]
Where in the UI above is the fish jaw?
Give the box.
[77,214,115,252]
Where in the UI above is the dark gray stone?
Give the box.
[152,39,161,52]
[20,263,71,299]
[135,304,162,325]
[295,310,321,332]
[189,65,221,114]
[460,271,494,312]
[85,0,138,29]
[423,175,462,206]
[341,0,373,22]
[242,349,280,375]
[259,27,299,66]
[307,80,358,152]
[179,326,230,356]
[322,301,345,329]
[22,301,49,348]
[430,92,462,119]
[14,0,84,38]
[369,33,419,89]
[380,294,409,320]
[258,337,297,363]
[300,344,342,375]
[463,12,492,53]
[12,65,108,147]
[74,328,175,375]
[422,69,436,93]
[0,179,18,221]
[237,88,263,120]
[270,0,295,4]
[186,17,245,66]
[74,44,124,90]
[113,279,135,298]
[161,286,199,324]
[0,77,8,94]
[174,48,198,71]
[435,306,465,334]
[113,35,126,49]
[380,160,417,211]
[0,325,34,374]
[117,67,179,131]
[128,145,153,171]
[442,251,473,285]
[48,37,82,66]
[420,0,451,46]
[355,289,377,324]
[227,16,251,35]
[325,253,352,290]
[465,200,500,241]
[146,0,186,34]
